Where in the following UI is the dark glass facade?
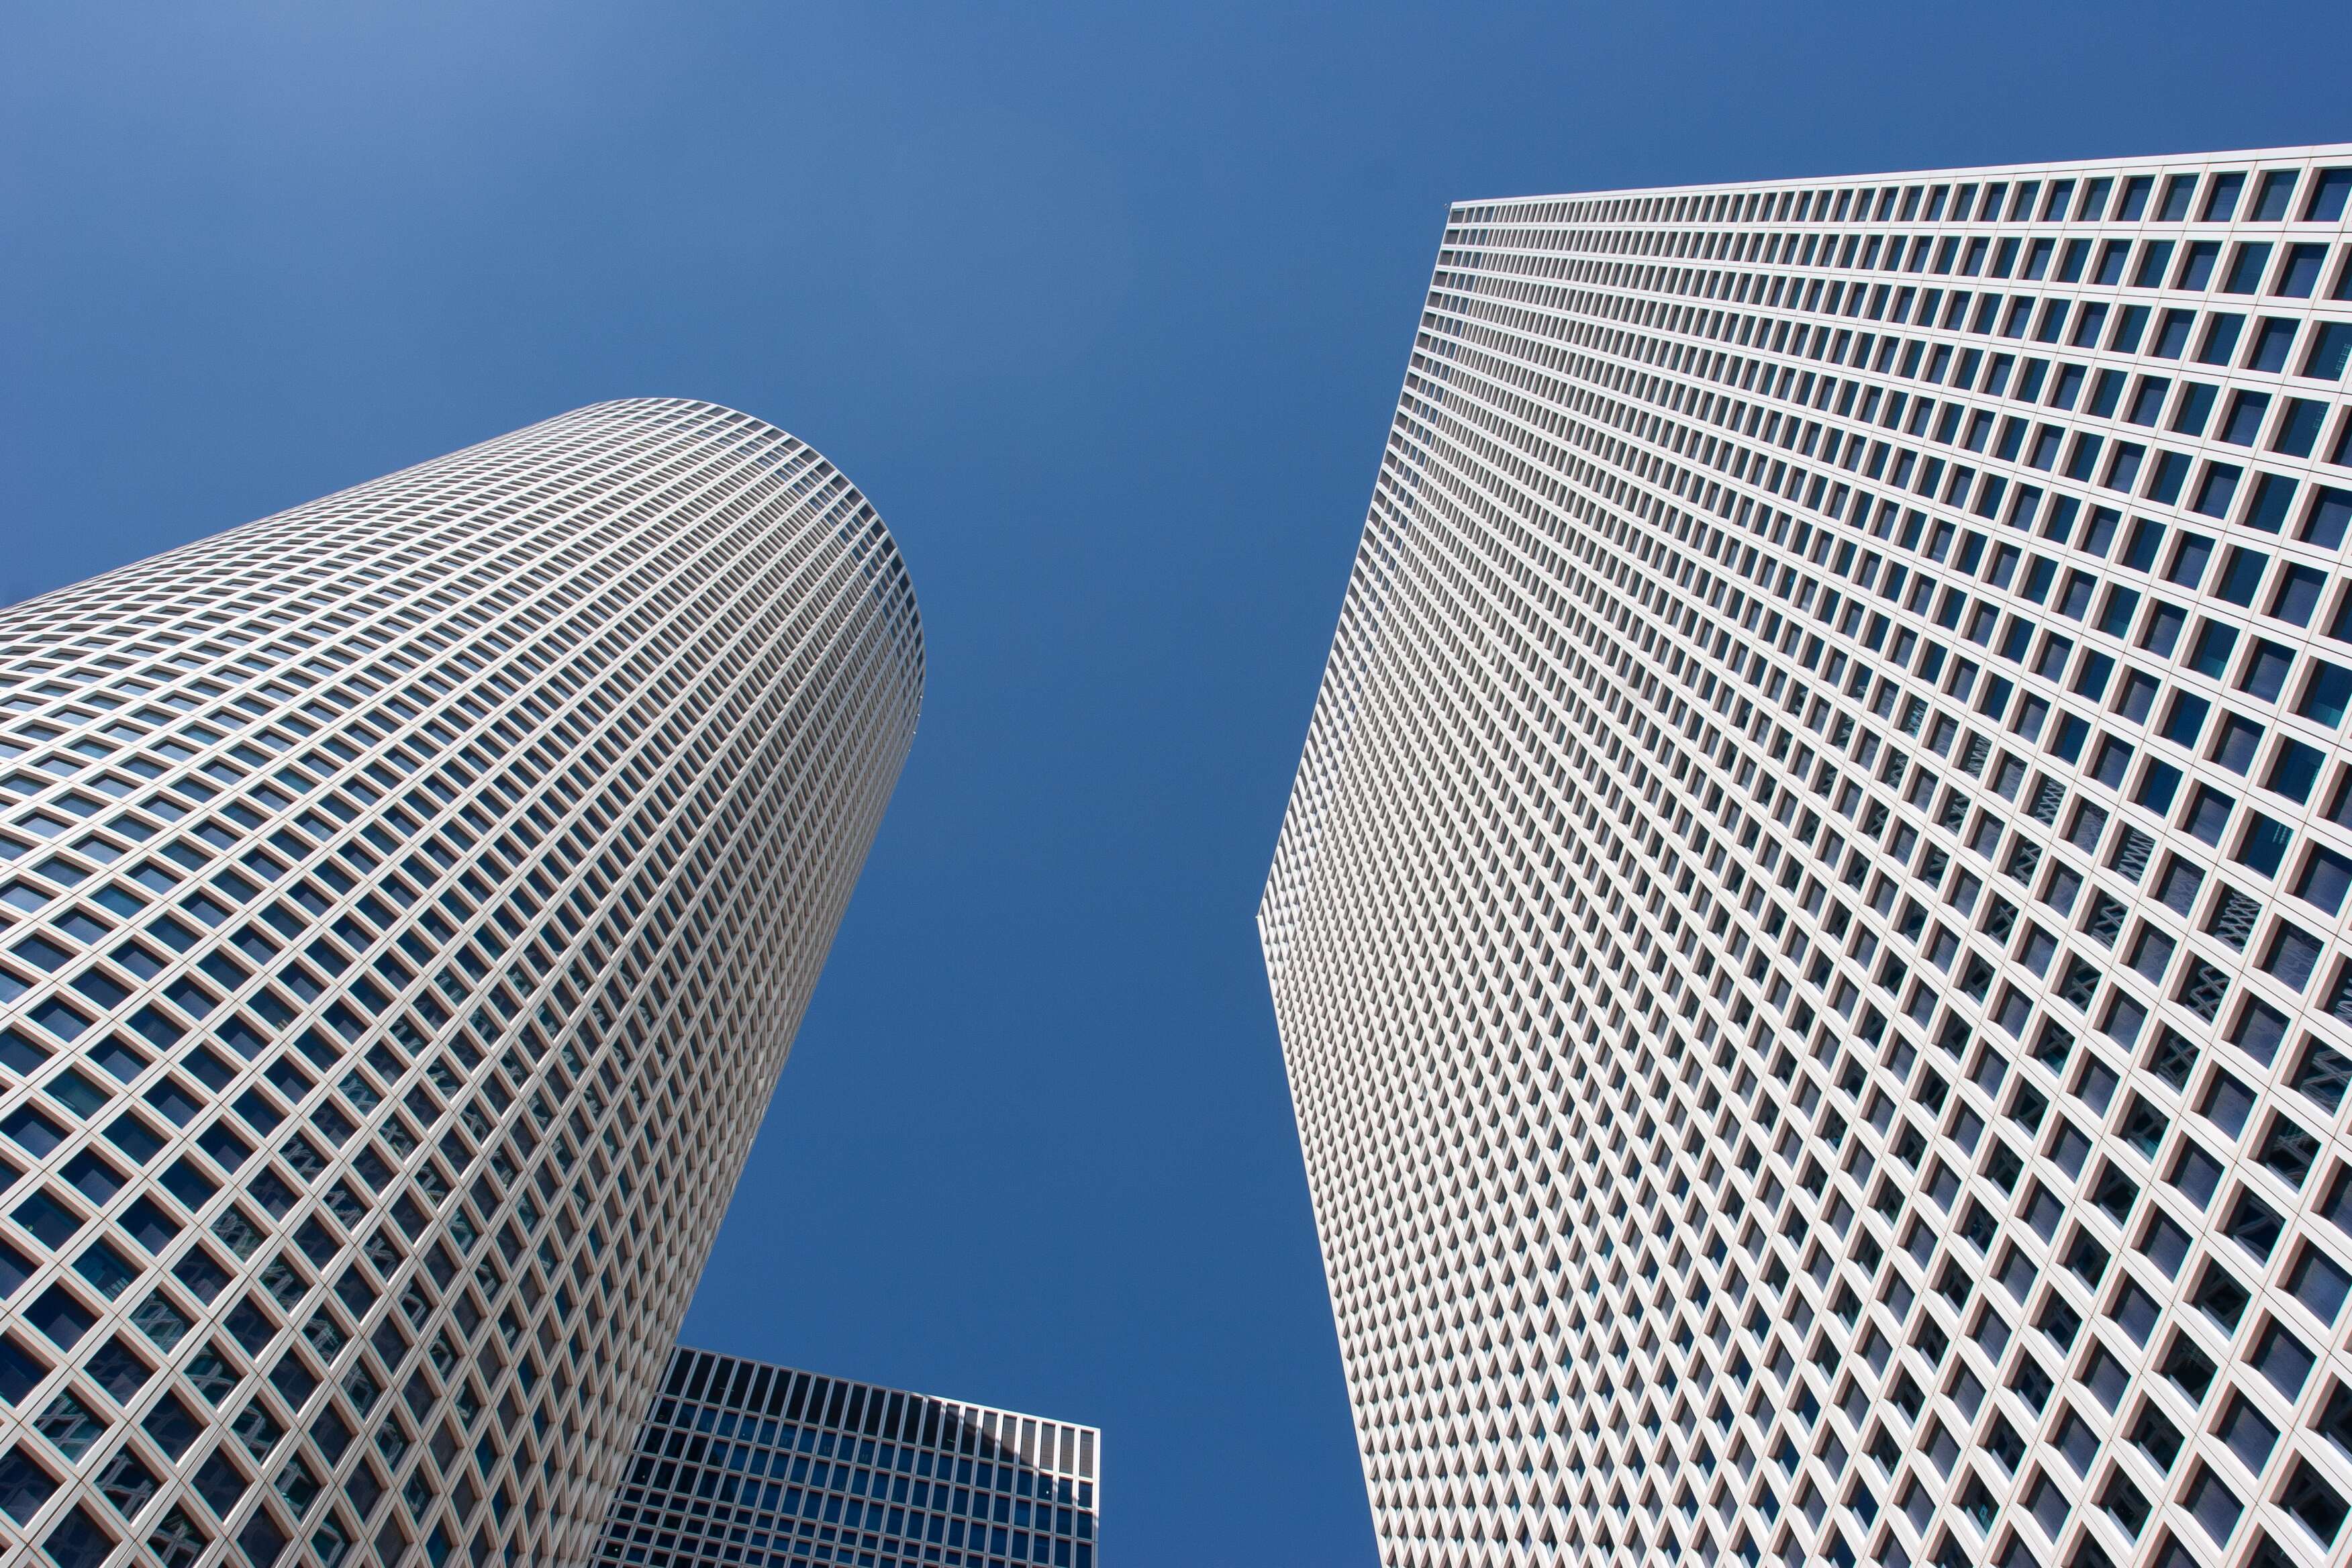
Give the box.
[595,1346,1099,1568]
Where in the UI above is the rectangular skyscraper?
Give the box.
[1261,150,2352,1566]
[593,1346,1099,1568]
[0,401,921,1568]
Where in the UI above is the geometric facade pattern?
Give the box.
[0,399,922,1568]
[593,1345,1099,1568]
[1260,148,2352,1567]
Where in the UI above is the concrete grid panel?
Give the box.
[1261,149,2352,1568]
[0,400,923,1568]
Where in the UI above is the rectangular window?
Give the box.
[2222,391,2271,446]
[2195,313,2243,366]
[2147,452,2192,506]
[2067,434,2104,482]
[2222,243,2271,295]
[2303,322,2352,381]
[2110,307,2151,354]
[2151,310,2194,358]
[2245,318,2298,373]
[2171,383,2217,436]
[2273,399,2327,458]
[2306,169,2351,223]
[2300,661,2352,728]
[2189,620,2239,678]
[2105,443,2146,495]
[2175,242,2220,291]
[2253,170,2300,222]
[2217,547,2268,605]
[2193,463,2245,521]
[2304,487,2352,551]
[2201,172,2245,222]
[2167,533,2214,589]
[2275,244,2328,299]
[2243,475,2298,534]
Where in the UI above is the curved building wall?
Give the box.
[0,399,924,1568]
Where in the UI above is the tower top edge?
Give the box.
[561,395,805,446]
[667,1344,1099,1435]
[1451,140,2352,211]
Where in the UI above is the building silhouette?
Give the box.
[1262,148,2352,1567]
[0,400,922,1567]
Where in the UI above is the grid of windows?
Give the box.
[1261,147,2352,1567]
[593,1347,1099,1568]
[0,400,922,1568]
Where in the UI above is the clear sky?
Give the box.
[4,3,2347,1561]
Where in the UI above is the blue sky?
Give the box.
[4,3,2347,1561]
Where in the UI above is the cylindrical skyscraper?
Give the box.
[0,401,922,1567]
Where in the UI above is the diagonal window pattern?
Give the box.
[1263,148,2352,1568]
[0,399,922,1568]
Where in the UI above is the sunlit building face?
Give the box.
[1263,150,2352,1568]
[0,399,922,1568]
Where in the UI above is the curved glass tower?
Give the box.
[0,400,923,1568]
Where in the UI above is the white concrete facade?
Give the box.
[1263,150,2352,1567]
[0,401,922,1567]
